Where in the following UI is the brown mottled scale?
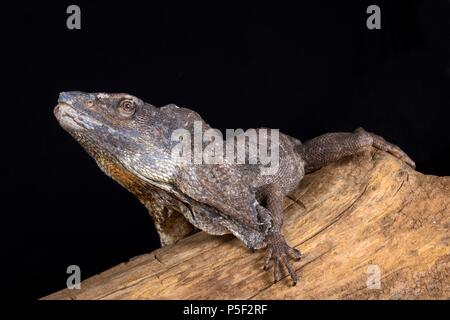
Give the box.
[54,91,415,285]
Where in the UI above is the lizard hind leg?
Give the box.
[257,183,302,285]
[297,127,415,173]
[355,127,416,168]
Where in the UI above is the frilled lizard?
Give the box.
[54,91,415,285]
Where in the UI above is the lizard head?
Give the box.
[54,91,145,136]
[54,91,177,189]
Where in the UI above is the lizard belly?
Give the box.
[175,195,267,249]
[182,204,230,236]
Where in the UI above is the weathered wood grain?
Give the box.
[42,148,450,299]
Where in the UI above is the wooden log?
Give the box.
[42,148,450,299]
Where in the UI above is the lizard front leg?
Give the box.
[257,183,302,285]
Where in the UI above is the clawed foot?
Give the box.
[263,231,301,285]
[354,127,416,169]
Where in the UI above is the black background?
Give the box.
[4,1,450,300]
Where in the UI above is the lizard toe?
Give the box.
[263,231,300,286]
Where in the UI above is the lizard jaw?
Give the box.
[54,102,84,131]
[54,102,104,132]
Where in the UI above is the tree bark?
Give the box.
[42,148,450,300]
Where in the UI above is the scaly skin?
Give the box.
[54,91,415,285]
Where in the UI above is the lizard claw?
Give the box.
[263,231,301,286]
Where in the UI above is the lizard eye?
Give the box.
[118,99,136,117]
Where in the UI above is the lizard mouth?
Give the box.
[54,102,101,131]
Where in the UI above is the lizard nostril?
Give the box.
[58,91,85,104]
[58,92,72,103]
